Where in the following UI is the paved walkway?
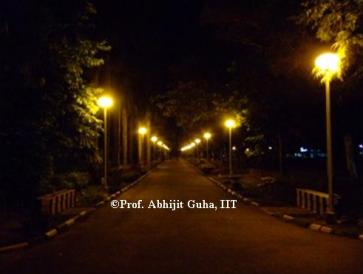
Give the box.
[1,159,363,274]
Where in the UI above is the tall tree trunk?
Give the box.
[138,134,143,166]
[146,114,151,169]
[122,107,128,166]
[278,133,284,174]
[116,101,121,166]
[129,116,135,165]
[344,133,358,178]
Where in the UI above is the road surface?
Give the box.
[1,159,363,274]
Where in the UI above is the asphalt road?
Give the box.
[1,159,363,274]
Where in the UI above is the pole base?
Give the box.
[325,211,336,224]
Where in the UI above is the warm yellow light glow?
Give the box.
[97,96,113,108]
[181,142,195,151]
[138,127,147,135]
[314,52,341,81]
[225,119,236,129]
[195,138,201,144]
[162,144,170,151]
[151,136,158,143]
[157,141,163,146]
[203,132,212,140]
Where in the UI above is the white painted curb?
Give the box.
[320,226,333,234]
[283,214,295,221]
[0,242,29,253]
[45,229,58,238]
[310,223,322,231]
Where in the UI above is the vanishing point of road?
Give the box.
[1,159,363,274]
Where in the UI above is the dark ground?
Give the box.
[1,159,363,274]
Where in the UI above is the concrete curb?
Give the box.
[0,170,152,254]
[0,242,29,253]
[204,174,363,241]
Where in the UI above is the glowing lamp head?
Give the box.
[225,119,236,129]
[138,127,147,135]
[97,96,113,109]
[151,136,158,143]
[314,52,341,81]
[195,138,201,144]
[203,132,212,140]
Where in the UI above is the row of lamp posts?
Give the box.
[99,51,341,216]
[180,51,341,219]
[97,95,170,191]
[181,118,237,178]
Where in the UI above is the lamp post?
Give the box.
[97,95,113,191]
[138,127,148,166]
[203,132,212,161]
[157,140,163,161]
[225,119,236,176]
[151,136,158,163]
[194,138,201,161]
[314,52,341,217]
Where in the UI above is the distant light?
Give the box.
[245,148,250,153]
[151,136,158,143]
[232,146,237,151]
[138,127,147,135]
[203,132,212,140]
[181,142,196,151]
[97,95,113,108]
[300,147,308,153]
[157,141,163,146]
[268,146,272,150]
[359,144,363,149]
[195,138,201,144]
[225,119,236,129]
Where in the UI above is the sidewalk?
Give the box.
[0,169,152,253]
[207,169,363,240]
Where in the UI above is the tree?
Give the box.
[153,80,247,133]
[0,0,110,208]
[298,0,363,80]
[298,0,363,178]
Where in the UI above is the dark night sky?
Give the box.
[90,0,330,147]
[91,0,311,98]
[93,0,226,95]
[2,0,362,149]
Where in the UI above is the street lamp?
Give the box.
[138,127,148,166]
[157,140,163,161]
[314,52,341,216]
[225,119,236,176]
[151,136,158,163]
[194,138,201,161]
[151,136,158,143]
[97,95,114,190]
[203,132,212,161]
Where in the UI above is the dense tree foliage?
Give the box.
[299,0,363,81]
[0,0,110,205]
[153,80,247,132]
[298,0,363,177]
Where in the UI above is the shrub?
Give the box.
[80,186,106,206]
[198,161,217,174]
[50,172,90,192]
